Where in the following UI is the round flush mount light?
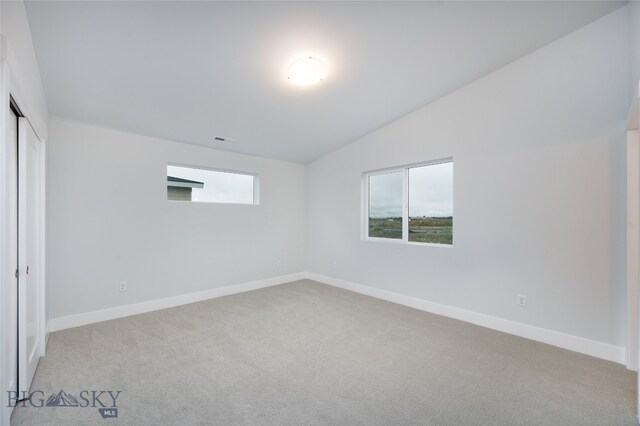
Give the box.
[287,56,326,86]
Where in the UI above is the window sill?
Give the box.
[363,237,453,248]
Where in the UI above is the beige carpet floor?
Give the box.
[11,279,637,425]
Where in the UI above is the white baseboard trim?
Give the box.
[46,271,625,365]
[307,272,626,365]
[47,272,308,332]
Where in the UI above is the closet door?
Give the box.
[5,108,18,407]
[17,117,41,395]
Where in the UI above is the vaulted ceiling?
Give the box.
[25,1,626,163]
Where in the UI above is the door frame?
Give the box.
[0,39,47,426]
[627,127,639,373]
[628,80,640,423]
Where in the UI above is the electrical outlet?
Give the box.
[276,260,282,268]
[332,260,337,269]
[119,281,128,292]
[517,294,526,307]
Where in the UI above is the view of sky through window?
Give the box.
[167,165,255,204]
[368,170,403,218]
[408,162,453,218]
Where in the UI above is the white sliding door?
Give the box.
[5,107,19,413]
[17,117,42,395]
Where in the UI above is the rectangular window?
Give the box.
[167,164,258,204]
[365,159,453,245]
[368,170,403,240]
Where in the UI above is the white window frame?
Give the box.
[362,157,453,247]
[167,162,260,205]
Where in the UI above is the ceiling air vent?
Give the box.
[213,136,235,143]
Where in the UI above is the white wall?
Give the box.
[631,1,640,94]
[0,0,48,137]
[46,119,306,320]
[307,7,629,348]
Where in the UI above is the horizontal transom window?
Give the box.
[167,164,259,205]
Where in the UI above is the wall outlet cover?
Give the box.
[517,294,526,307]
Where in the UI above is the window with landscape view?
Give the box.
[167,164,258,204]
[366,160,453,245]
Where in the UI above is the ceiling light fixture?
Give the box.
[287,56,326,86]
